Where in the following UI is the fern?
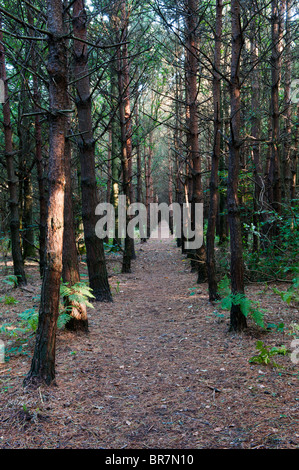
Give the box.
[0,295,18,305]
[217,278,265,328]
[2,275,19,288]
[272,277,299,306]
[249,341,289,367]
[17,308,71,332]
[60,281,95,309]
[57,312,71,329]
[18,308,39,332]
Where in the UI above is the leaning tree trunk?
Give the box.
[206,0,222,301]
[227,0,247,332]
[24,0,67,386]
[73,0,112,301]
[0,14,26,286]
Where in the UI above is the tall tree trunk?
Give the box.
[107,125,112,204]
[250,11,267,253]
[121,0,135,260]
[73,0,112,301]
[291,103,298,202]
[62,128,88,332]
[62,0,88,332]
[135,94,142,204]
[282,0,292,202]
[27,5,48,277]
[115,0,134,272]
[268,0,284,214]
[227,0,247,332]
[206,0,222,301]
[110,65,120,244]
[147,132,154,237]
[185,0,206,282]
[23,174,35,259]
[168,137,174,234]
[18,78,36,260]
[216,88,229,245]
[24,0,67,386]
[0,14,27,286]
[174,37,184,248]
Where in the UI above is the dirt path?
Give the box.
[0,221,298,449]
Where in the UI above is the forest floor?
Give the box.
[0,221,298,449]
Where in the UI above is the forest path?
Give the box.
[0,221,297,449]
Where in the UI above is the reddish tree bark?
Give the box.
[115,0,135,271]
[62,2,88,332]
[24,0,67,386]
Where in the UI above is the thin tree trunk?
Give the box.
[23,174,35,259]
[282,0,292,202]
[136,95,142,204]
[168,137,174,234]
[227,0,247,332]
[62,1,88,332]
[73,0,112,301]
[107,125,112,204]
[185,0,206,282]
[0,14,26,286]
[291,103,298,202]
[115,0,134,272]
[250,13,267,253]
[122,6,136,260]
[206,0,222,301]
[268,0,284,214]
[24,0,67,386]
[110,65,120,244]
[145,132,155,239]
[62,129,88,331]
[27,5,48,277]
[18,80,36,260]
[216,88,229,245]
[174,35,183,248]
